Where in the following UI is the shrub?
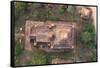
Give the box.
[80,22,96,48]
[30,49,49,65]
[15,41,22,56]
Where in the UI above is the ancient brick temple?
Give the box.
[25,21,76,52]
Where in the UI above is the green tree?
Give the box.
[14,2,27,20]
[81,22,96,48]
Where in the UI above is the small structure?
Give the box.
[25,21,76,52]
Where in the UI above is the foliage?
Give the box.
[80,22,96,48]
[15,41,22,57]
[14,41,22,65]
[31,53,48,65]
[14,2,79,21]
[14,2,27,20]
[31,50,49,65]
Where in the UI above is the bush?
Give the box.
[15,41,22,56]
[14,41,23,65]
[30,49,49,65]
[14,2,27,20]
[31,53,48,65]
[80,22,96,48]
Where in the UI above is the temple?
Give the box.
[25,21,76,52]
